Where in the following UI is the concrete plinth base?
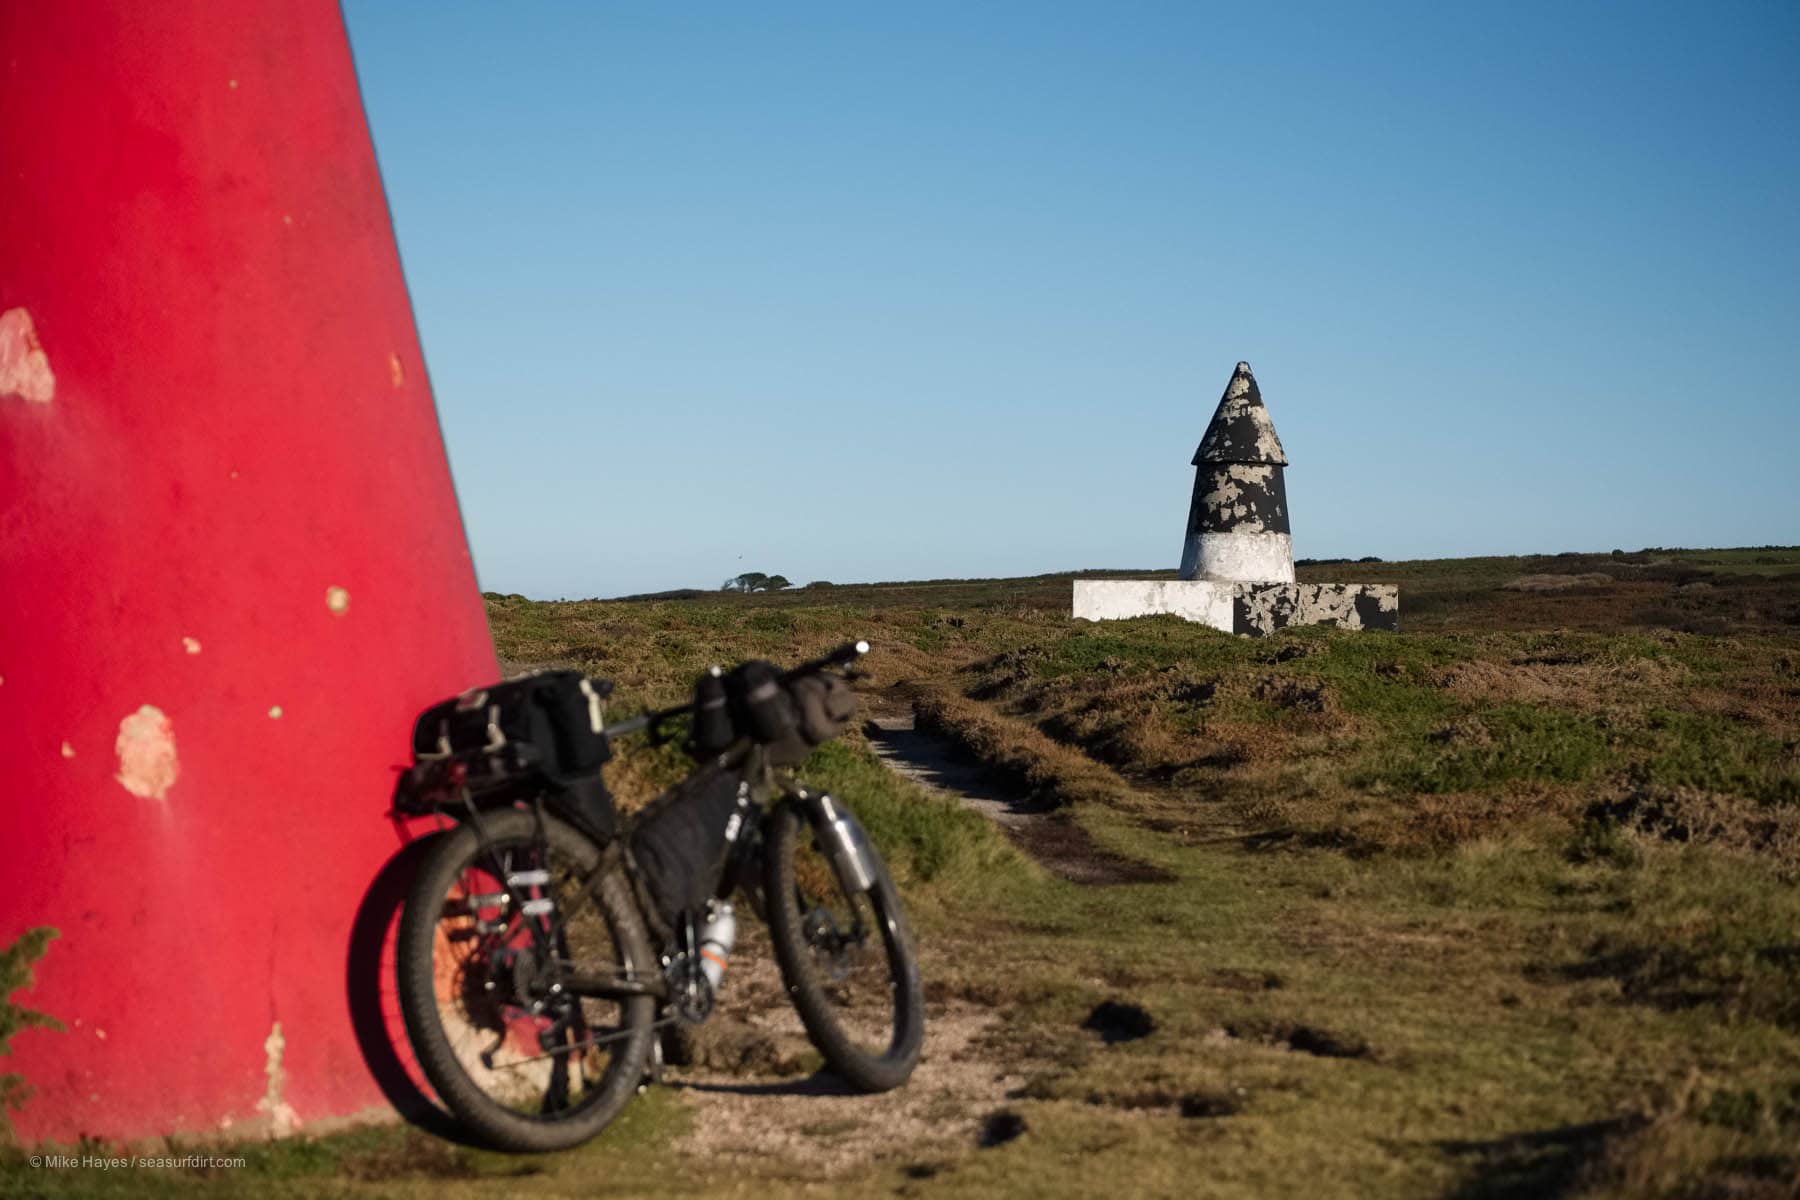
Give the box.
[1073,580,1399,635]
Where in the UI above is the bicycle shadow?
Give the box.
[668,1072,864,1099]
[344,826,481,1144]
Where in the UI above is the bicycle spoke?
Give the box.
[422,830,641,1118]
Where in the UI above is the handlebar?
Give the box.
[780,639,870,683]
[600,639,869,741]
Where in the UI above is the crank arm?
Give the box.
[490,1014,681,1069]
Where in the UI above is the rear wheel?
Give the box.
[764,799,924,1091]
[396,808,654,1152]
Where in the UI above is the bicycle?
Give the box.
[389,640,925,1152]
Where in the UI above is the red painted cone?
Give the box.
[1,2,497,1141]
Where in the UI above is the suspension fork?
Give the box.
[790,786,878,898]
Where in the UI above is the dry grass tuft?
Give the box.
[1588,783,1800,876]
[1502,573,1614,592]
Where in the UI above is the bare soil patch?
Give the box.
[671,1000,1021,1177]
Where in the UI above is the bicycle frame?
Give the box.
[419,640,874,1013]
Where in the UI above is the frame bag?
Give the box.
[628,765,750,933]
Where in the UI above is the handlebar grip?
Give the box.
[781,639,870,682]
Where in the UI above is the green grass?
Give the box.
[1633,710,1800,805]
[1358,703,1615,794]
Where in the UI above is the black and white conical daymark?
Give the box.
[1178,361,1295,583]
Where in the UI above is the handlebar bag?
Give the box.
[723,660,798,744]
[628,764,749,933]
[724,659,818,766]
[790,673,856,746]
[706,659,855,767]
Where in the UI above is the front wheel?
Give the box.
[396,808,655,1152]
[764,797,924,1092]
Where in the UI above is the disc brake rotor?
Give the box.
[802,906,867,981]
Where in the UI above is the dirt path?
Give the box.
[671,1001,1018,1179]
[866,714,1169,885]
[665,919,1019,1181]
[864,714,1039,829]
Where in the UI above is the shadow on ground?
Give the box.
[1436,1116,1643,1200]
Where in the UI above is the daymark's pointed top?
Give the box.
[1193,361,1287,466]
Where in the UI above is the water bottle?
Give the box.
[696,901,736,995]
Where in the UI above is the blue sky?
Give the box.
[343,1,1800,599]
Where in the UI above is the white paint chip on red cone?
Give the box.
[115,705,179,800]
[257,1022,300,1135]
[0,308,56,404]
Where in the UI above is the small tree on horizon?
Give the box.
[721,572,791,593]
